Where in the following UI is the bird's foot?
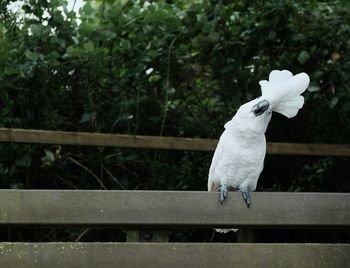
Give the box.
[239,188,251,208]
[220,184,228,205]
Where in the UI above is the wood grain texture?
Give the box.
[0,128,218,151]
[0,128,350,155]
[0,243,349,268]
[0,190,349,228]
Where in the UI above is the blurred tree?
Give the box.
[0,0,349,199]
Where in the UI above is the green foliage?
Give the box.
[0,0,350,195]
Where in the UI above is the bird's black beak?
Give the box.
[252,99,270,116]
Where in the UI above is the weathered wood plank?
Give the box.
[0,190,349,227]
[0,243,349,268]
[266,142,350,156]
[0,128,218,151]
[0,128,350,156]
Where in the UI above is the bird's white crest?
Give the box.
[259,70,310,118]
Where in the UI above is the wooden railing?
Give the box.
[0,128,350,156]
[2,242,348,267]
[0,128,349,267]
[0,190,348,267]
[0,190,348,227]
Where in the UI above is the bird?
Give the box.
[207,70,310,232]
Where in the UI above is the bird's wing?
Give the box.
[247,141,266,190]
[208,136,225,191]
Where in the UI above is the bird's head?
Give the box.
[251,98,270,116]
[225,97,272,136]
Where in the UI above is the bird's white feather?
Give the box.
[260,71,310,118]
[269,70,293,83]
[273,95,304,118]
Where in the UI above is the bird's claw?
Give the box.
[220,185,228,205]
[240,189,251,208]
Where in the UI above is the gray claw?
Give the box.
[240,190,251,208]
[220,185,228,205]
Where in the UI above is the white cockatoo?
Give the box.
[208,70,310,232]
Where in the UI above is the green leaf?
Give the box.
[80,111,97,123]
[82,3,95,15]
[44,150,55,162]
[16,155,32,167]
[329,97,338,109]
[297,51,310,64]
[25,50,43,62]
[308,85,320,92]
[66,46,80,57]
[72,36,79,44]
[149,74,161,82]
[99,30,116,40]
[83,41,95,52]
[41,150,55,167]
[29,24,42,36]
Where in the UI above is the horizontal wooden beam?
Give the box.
[267,142,350,156]
[0,190,348,227]
[0,243,349,267]
[0,128,217,151]
[0,128,349,156]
